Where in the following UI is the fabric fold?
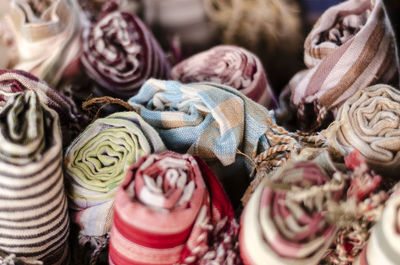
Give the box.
[171,45,277,109]
[81,10,171,99]
[0,91,69,264]
[322,84,400,177]
[109,151,240,265]
[64,111,166,240]
[285,0,399,129]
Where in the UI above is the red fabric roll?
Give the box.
[109,151,240,265]
[81,10,171,99]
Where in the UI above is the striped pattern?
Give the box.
[323,84,400,177]
[0,91,69,264]
[354,188,400,265]
[81,10,170,100]
[287,0,399,129]
[171,45,278,109]
[4,0,82,87]
[109,152,240,265]
[64,111,166,239]
[240,160,342,265]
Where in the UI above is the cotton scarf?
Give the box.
[109,151,240,265]
[322,84,400,177]
[64,111,166,241]
[240,156,342,265]
[171,45,277,109]
[4,0,82,87]
[81,10,170,99]
[285,0,399,129]
[0,91,69,264]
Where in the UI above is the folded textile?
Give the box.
[143,0,216,51]
[64,111,166,241]
[240,157,343,265]
[81,10,170,99]
[171,45,277,109]
[4,0,82,87]
[109,151,240,265]
[0,91,69,264]
[354,187,400,265]
[323,84,400,177]
[285,0,399,129]
[0,69,80,145]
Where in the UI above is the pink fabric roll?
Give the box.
[171,45,277,108]
[109,151,240,265]
[81,10,171,99]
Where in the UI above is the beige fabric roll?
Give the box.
[323,84,400,176]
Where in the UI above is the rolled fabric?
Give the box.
[0,69,80,145]
[322,84,400,177]
[4,0,82,87]
[240,159,342,265]
[81,10,171,99]
[354,188,400,265]
[0,91,69,264]
[109,151,240,265]
[171,45,278,109]
[64,111,166,240]
[286,0,399,129]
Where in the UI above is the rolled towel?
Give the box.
[171,45,277,109]
[285,0,399,129]
[323,84,400,177]
[0,91,69,264]
[64,111,166,242]
[4,0,82,87]
[109,151,240,265]
[81,10,171,99]
[240,159,342,265]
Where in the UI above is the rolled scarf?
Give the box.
[143,0,216,51]
[354,188,400,265]
[81,10,171,99]
[0,91,69,264]
[0,69,80,145]
[240,158,343,265]
[286,0,399,129]
[64,111,166,241]
[171,45,278,109]
[109,151,240,265]
[322,84,400,177]
[4,0,82,87]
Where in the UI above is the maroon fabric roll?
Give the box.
[171,45,277,109]
[81,10,171,99]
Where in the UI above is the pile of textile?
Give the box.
[0,0,399,264]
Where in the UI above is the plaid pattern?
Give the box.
[284,0,399,129]
[128,79,275,167]
[109,152,240,265]
[171,45,278,109]
[64,111,165,239]
[0,91,69,264]
[240,157,342,265]
[5,0,82,87]
[323,84,400,177]
[81,10,170,99]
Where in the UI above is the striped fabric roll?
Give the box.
[322,84,400,177]
[64,111,166,240]
[0,91,69,264]
[4,0,82,87]
[81,10,171,99]
[354,188,400,265]
[109,151,240,265]
[171,45,278,109]
[0,69,79,145]
[240,159,343,265]
[286,0,399,129]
